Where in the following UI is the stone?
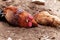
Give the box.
[32,0,45,5]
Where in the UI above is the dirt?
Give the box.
[0,0,60,40]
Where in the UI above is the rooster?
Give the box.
[34,11,60,27]
[3,6,38,28]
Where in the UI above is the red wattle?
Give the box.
[28,22,32,27]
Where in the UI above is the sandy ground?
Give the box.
[0,0,60,40]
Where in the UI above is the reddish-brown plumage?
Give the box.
[34,11,60,27]
[3,6,38,27]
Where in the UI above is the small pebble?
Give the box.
[7,37,12,40]
[2,0,7,1]
[51,37,55,39]
[19,39,22,40]
[32,0,45,5]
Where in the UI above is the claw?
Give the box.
[0,9,5,18]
